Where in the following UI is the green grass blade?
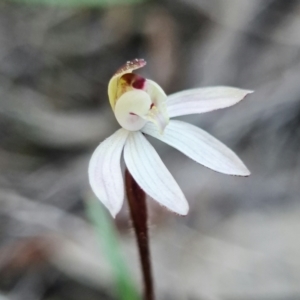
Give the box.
[86,198,140,300]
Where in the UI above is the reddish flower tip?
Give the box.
[114,59,147,77]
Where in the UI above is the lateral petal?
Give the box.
[88,128,129,217]
[142,120,250,176]
[143,79,169,132]
[166,86,253,118]
[145,79,168,107]
[124,131,189,215]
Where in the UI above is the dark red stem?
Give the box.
[125,169,154,300]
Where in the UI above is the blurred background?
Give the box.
[1,0,300,299]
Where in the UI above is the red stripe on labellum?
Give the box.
[132,76,145,89]
[120,73,146,90]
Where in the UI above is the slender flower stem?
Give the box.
[125,169,154,300]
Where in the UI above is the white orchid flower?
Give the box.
[88,59,252,217]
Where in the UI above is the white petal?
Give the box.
[145,79,167,107]
[142,120,250,176]
[145,79,169,129]
[123,131,189,215]
[88,129,129,217]
[166,86,253,118]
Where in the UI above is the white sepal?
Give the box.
[124,131,189,215]
[88,128,129,217]
[142,120,250,176]
[167,86,253,118]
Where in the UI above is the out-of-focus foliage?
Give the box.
[8,0,145,7]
